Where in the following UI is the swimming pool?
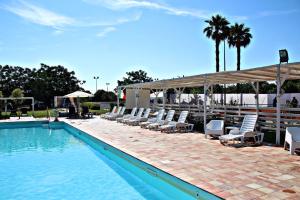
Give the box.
[0,121,220,200]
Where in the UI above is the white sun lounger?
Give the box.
[140,109,165,128]
[284,127,300,155]
[101,106,117,118]
[205,120,224,138]
[126,108,151,126]
[160,111,189,133]
[121,108,144,123]
[116,107,137,123]
[219,115,260,145]
[107,107,126,120]
[148,110,175,130]
[104,106,122,119]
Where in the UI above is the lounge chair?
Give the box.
[219,115,260,145]
[205,120,224,138]
[116,107,137,123]
[148,110,175,130]
[21,107,29,117]
[284,127,300,155]
[160,111,190,133]
[81,106,93,118]
[101,106,117,118]
[10,109,17,117]
[140,109,165,128]
[107,107,126,120]
[68,106,78,119]
[126,108,151,126]
[122,108,144,124]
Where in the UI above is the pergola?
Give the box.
[118,62,300,144]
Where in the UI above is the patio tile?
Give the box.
[60,118,300,200]
[246,183,263,189]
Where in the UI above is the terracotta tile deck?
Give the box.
[61,117,300,199]
[28,118,300,199]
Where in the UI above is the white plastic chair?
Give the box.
[116,107,137,122]
[101,106,117,118]
[127,108,151,125]
[160,111,189,133]
[148,110,175,130]
[140,109,165,128]
[284,127,300,155]
[219,115,258,144]
[205,120,224,138]
[107,107,126,120]
[122,108,144,123]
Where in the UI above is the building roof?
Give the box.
[121,62,300,90]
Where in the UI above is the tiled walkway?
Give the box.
[63,118,300,199]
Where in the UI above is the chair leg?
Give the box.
[290,144,295,155]
[284,141,287,150]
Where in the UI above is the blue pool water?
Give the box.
[0,122,220,200]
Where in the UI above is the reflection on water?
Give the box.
[0,126,79,154]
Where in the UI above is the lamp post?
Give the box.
[94,76,99,92]
[106,83,110,92]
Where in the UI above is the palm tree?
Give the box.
[203,15,230,72]
[228,23,252,71]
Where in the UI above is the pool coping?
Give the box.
[62,121,223,200]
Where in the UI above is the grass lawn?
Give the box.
[1,108,108,119]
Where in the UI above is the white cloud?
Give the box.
[96,27,117,37]
[3,0,141,36]
[4,0,75,30]
[79,12,142,27]
[83,0,211,19]
[258,9,299,17]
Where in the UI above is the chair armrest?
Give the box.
[243,131,256,138]
[226,126,240,130]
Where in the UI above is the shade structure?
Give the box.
[64,91,93,98]
[117,62,300,145]
[120,62,300,90]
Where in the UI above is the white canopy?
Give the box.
[121,62,300,89]
[63,91,93,98]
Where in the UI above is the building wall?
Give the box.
[126,89,150,109]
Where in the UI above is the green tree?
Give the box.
[29,64,83,106]
[11,88,24,109]
[203,15,230,72]
[228,23,252,71]
[117,70,153,86]
[94,89,117,102]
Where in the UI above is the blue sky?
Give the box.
[0,0,299,92]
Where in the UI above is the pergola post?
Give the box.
[151,89,161,111]
[251,82,260,117]
[4,99,7,113]
[32,97,34,115]
[204,83,209,138]
[162,89,166,109]
[223,84,226,106]
[210,85,214,112]
[174,87,185,111]
[117,87,120,108]
[256,82,259,116]
[276,65,281,145]
[275,64,289,145]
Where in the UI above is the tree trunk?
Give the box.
[215,40,220,72]
[237,46,241,71]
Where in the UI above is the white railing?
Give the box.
[152,103,300,132]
